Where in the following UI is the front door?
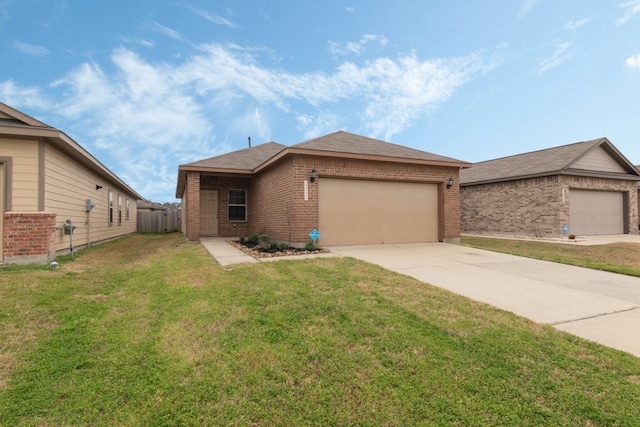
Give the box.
[200,190,218,235]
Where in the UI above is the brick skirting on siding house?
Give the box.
[3,212,57,264]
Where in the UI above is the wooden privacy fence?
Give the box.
[137,210,181,233]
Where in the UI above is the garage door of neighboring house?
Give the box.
[318,179,439,245]
[200,189,218,236]
[570,190,624,235]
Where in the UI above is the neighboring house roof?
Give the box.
[461,138,640,186]
[176,130,471,197]
[137,199,166,211]
[0,102,143,199]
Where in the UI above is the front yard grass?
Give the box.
[462,235,640,277]
[1,233,640,426]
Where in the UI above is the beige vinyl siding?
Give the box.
[571,146,627,173]
[43,143,137,252]
[0,137,39,210]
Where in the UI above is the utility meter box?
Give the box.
[63,219,76,235]
[86,199,94,212]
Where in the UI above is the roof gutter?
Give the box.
[461,169,640,187]
[255,147,472,173]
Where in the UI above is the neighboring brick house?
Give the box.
[1,102,142,264]
[176,131,470,246]
[637,165,640,229]
[460,138,640,238]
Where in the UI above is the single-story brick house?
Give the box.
[0,102,142,264]
[176,131,470,246]
[460,138,640,238]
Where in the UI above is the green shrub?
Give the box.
[259,234,271,250]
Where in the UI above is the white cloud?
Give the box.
[0,80,50,109]
[12,40,50,59]
[6,42,489,201]
[537,41,572,75]
[617,0,640,24]
[296,111,339,140]
[625,54,640,70]
[147,21,184,41]
[328,34,389,57]
[190,7,236,28]
[515,0,537,22]
[232,107,271,142]
[563,18,591,30]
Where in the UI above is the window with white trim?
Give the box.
[118,195,122,224]
[108,190,114,225]
[228,189,247,221]
[126,199,130,221]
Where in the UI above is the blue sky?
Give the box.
[1,1,640,202]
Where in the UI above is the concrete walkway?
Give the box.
[200,237,337,266]
[201,237,640,357]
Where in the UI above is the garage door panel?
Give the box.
[319,179,438,245]
[570,190,623,235]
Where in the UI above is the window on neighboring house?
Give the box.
[108,190,113,225]
[228,189,247,221]
[126,199,130,221]
[118,195,122,224]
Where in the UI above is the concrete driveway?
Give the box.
[328,242,640,358]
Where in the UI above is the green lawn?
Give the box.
[462,235,640,277]
[1,233,640,426]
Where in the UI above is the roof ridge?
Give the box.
[471,138,606,165]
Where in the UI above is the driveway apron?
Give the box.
[328,243,640,358]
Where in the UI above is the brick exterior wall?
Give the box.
[3,212,57,264]
[461,175,639,237]
[183,172,200,241]
[200,175,253,237]
[183,154,463,245]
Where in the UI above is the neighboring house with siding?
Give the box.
[176,130,470,246]
[460,138,640,238]
[0,102,142,264]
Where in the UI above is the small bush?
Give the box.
[244,233,259,245]
[305,241,316,251]
[259,234,271,250]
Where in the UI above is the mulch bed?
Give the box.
[228,240,330,259]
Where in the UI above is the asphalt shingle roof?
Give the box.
[460,138,630,185]
[293,130,467,164]
[184,141,287,170]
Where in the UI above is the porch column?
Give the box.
[185,172,201,241]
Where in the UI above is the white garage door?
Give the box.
[570,190,624,235]
[318,179,439,245]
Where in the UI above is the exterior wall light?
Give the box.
[310,168,318,183]
[96,184,103,190]
[446,177,454,189]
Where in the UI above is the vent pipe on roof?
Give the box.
[248,136,251,148]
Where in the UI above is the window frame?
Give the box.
[108,190,114,225]
[118,195,122,225]
[227,189,247,222]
